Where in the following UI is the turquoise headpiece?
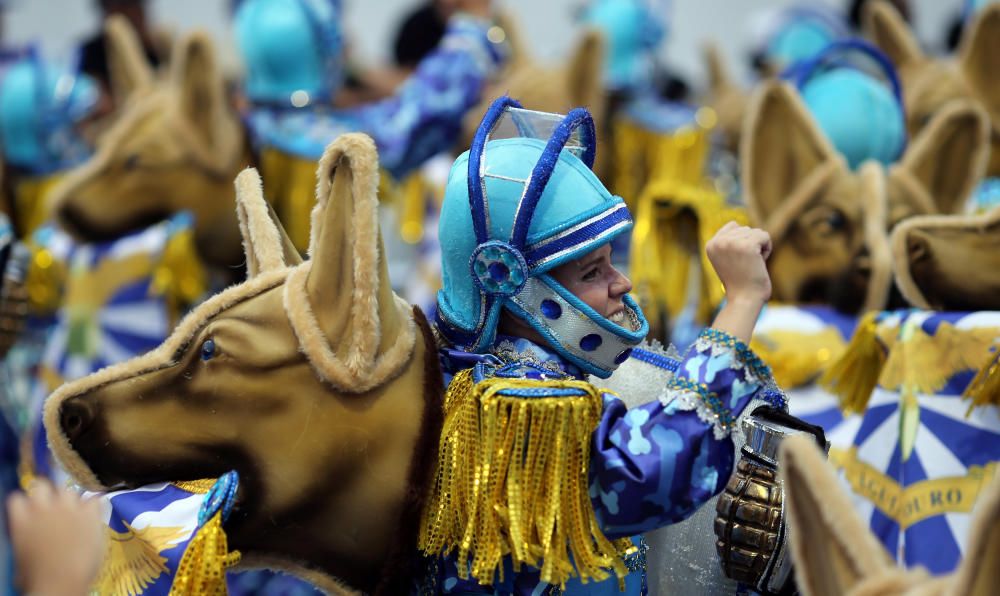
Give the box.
[234,0,343,107]
[965,0,999,21]
[758,5,847,71]
[785,39,906,169]
[436,97,648,378]
[0,49,98,174]
[579,0,668,93]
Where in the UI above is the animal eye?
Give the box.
[123,154,140,171]
[200,338,216,361]
[826,211,847,230]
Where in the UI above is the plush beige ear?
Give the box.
[780,435,896,596]
[104,14,154,104]
[950,471,1000,596]
[234,168,301,277]
[741,81,841,234]
[171,31,237,160]
[891,101,990,215]
[959,4,1000,125]
[284,133,415,393]
[566,29,605,111]
[864,0,924,68]
[704,41,732,93]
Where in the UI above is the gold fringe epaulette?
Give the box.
[419,369,631,588]
[168,510,240,595]
[820,312,888,414]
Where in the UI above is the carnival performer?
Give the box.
[418,97,784,594]
[234,0,507,250]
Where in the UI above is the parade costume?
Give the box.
[865,1,1000,213]
[235,0,507,251]
[0,49,98,238]
[419,97,789,594]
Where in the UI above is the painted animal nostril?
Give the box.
[60,400,94,441]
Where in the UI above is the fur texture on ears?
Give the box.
[105,14,155,104]
[285,133,416,393]
[169,31,242,177]
[890,206,1000,309]
[235,168,299,277]
[742,81,842,241]
[781,433,1000,596]
[959,4,1000,128]
[888,100,991,217]
[863,1,924,68]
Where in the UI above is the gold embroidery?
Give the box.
[830,447,998,530]
[92,522,189,596]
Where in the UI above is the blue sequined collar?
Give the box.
[440,335,584,382]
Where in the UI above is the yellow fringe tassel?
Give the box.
[419,369,631,588]
[820,312,887,414]
[963,350,1000,414]
[168,511,241,595]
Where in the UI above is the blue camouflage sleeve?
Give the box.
[589,328,776,538]
[355,14,506,180]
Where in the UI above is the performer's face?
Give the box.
[550,244,633,327]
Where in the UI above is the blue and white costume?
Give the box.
[420,97,785,595]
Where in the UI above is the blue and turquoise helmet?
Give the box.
[756,5,848,72]
[233,0,343,107]
[579,0,668,93]
[785,39,906,169]
[436,97,649,378]
[0,50,98,174]
[964,0,999,21]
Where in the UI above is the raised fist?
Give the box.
[706,221,773,306]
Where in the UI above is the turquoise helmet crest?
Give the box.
[785,39,906,169]
[436,97,648,378]
[755,5,847,72]
[234,0,343,107]
[0,49,98,174]
[579,0,668,93]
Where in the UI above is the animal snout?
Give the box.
[60,398,95,441]
[907,231,930,264]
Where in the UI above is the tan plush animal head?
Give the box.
[866,0,1000,177]
[891,206,1000,311]
[461,20,607,173]
[49,30,250,269]
[43,134,444,594]
[780,434,1000,596]
[743,81,988,313]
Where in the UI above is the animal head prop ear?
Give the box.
[779,435,898,596]
[865,0,982,159]
[958,3,1000,174]
[887,100,991,224]
[742,80,892,313]
[863,0,924,70]
[234,167,303,276]
[170,31,240,174]
[460,31,607,171]
[44,135,443,594]
[703,41,747,153]
[891,206,1000,311]
[285,133,416,393]
[104,13,155,105]
[781,434,1000,596]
